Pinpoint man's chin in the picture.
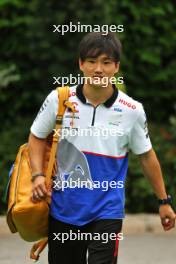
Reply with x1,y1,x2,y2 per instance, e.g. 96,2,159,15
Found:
90,83,107,89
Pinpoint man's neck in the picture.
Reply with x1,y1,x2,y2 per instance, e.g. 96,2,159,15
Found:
83,83,114,107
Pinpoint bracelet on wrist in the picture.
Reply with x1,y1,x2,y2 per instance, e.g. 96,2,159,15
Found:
31,172,46,182
158,195,172,206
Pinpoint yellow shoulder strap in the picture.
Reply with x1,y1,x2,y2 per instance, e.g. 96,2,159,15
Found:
45,86,75,185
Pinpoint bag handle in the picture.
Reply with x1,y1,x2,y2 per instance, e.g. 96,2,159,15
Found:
45,86,75,186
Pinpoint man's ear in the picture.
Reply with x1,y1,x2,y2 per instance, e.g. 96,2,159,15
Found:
114,62,120,74
79,59,84,71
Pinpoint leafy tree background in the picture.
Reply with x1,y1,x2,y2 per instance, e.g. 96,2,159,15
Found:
0,0,176,214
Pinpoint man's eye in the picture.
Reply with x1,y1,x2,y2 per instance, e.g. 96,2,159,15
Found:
87,60,95,63
104,61,111,64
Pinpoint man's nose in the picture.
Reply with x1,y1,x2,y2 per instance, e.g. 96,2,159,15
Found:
94,62,103,73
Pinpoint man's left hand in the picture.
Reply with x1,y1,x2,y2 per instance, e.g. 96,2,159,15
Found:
159,205,176,231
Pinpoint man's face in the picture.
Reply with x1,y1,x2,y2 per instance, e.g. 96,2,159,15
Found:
79,54,119,88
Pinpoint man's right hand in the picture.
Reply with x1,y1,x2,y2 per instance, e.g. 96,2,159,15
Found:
31,176,51,203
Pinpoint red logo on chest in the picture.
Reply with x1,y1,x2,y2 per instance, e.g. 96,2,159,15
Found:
119,99,136,109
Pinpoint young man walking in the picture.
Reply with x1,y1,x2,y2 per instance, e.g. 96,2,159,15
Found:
28,32,175,264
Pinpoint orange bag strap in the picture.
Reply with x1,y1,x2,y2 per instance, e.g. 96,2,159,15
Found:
30,238,48,261
30,86,76,261
45,86,75,186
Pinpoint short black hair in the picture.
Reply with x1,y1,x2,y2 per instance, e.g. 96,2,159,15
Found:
79,32,122,63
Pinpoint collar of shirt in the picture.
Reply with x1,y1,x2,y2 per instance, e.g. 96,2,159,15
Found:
76,84,118,108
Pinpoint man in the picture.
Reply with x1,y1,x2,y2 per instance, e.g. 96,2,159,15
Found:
28,32,175,264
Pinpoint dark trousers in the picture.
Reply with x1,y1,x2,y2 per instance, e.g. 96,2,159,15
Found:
48,214,123,264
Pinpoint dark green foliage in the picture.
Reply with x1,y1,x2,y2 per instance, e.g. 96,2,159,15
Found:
0,1,176,214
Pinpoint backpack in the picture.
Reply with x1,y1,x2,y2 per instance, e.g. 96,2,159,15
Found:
6,86,75,259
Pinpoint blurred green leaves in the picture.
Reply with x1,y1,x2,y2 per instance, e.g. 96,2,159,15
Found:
0,65,20,88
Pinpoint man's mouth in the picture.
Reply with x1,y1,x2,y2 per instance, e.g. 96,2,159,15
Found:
93,76,104,79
